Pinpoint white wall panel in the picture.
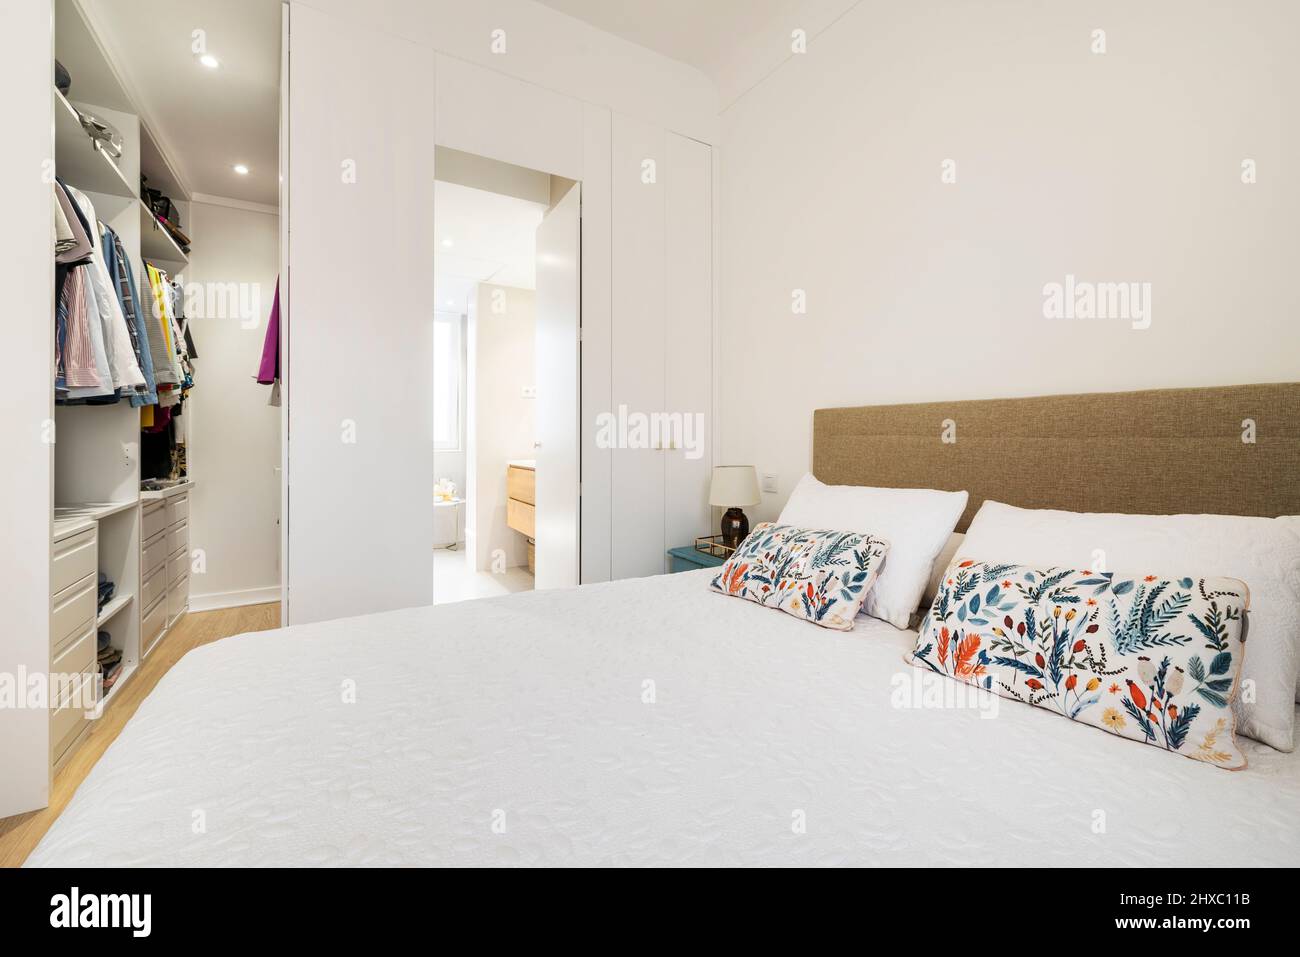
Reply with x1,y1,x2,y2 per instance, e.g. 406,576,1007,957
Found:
286,2,434,623
610,113,666,579
187,201,281,609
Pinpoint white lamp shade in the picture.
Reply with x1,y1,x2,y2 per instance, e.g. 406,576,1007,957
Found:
709,465,760,507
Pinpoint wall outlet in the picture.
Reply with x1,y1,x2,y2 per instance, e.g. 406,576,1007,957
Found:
761,472,778,494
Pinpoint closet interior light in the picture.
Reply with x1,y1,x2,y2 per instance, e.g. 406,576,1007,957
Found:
199,54,220,69
441,239,454,247
233,164,250,175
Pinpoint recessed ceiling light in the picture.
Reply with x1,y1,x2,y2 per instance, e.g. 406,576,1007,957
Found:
233,164,249,175
199,54,220,69
441,239,453,247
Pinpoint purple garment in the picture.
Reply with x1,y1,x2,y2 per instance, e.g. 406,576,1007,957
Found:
257,279,280,385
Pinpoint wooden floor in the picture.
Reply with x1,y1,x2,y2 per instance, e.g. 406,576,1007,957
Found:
0,602,280,868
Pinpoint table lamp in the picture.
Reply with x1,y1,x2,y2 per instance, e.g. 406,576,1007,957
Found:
709,465,761,549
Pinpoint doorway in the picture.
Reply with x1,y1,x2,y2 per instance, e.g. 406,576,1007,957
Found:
432,148,580,604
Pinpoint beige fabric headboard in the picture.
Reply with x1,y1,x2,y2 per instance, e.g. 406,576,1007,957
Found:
812,382,1300,532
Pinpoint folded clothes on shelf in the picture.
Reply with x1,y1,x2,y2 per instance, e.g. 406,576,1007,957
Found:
97,572,115,610
102,661,124,692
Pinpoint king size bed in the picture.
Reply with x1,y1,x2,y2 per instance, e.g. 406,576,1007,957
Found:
27,383,1300,867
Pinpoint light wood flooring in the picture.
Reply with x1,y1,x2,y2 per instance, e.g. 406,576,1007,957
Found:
0,602,280,867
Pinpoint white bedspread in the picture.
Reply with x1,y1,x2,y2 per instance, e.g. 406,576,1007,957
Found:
28,570,1300,866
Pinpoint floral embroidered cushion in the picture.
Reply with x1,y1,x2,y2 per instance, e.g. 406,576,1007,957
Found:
709,523,889,630
908,559,1250,769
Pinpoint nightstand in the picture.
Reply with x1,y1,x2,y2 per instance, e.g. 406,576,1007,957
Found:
667,544,728,574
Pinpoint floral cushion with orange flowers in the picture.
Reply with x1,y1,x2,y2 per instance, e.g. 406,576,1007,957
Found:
709,523,889,630
908,559,1250,769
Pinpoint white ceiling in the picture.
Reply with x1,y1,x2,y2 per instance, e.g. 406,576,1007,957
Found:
433,181,547,315
69,0,281,206
536,0,802,77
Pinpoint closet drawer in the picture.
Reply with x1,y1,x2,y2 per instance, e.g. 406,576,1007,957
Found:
142,593,167,655
50,668,96,764
166,494,189,528
167,545,188,585
52,527,97,595
52,620,96,678
166,522,188,559
167,575,189,625
141,500,167,541
51,573,96,655
507,498,535,538
142,530,168,577
141,563,166,612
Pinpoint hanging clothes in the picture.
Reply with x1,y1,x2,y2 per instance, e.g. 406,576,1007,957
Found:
54,186,78,256
140,418,176,481
56,267,104,392
61,263,115,402
63,185,145,396
257,278,280,384
102,223,158,406
54,179,93,265
142,263,180,387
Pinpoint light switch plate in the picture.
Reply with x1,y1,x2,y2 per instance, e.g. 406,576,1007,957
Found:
761,472,778,494
522,385,537,398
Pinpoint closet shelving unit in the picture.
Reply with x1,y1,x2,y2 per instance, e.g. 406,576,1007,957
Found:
50,0,196,766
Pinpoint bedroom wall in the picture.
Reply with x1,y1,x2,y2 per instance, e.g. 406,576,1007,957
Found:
717,0,1300,521
185,199,282,610
468,284,536,572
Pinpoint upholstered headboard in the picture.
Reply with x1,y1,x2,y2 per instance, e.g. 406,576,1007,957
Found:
812,382,1300,532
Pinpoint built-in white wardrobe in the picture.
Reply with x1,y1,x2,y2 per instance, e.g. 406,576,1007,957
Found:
610,118,714,579
45,0,196,774
284,2,718,621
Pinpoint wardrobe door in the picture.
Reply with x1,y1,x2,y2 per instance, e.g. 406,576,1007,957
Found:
663,133,713,554
610,114,666,579
534,183,582,590
285,3,435,623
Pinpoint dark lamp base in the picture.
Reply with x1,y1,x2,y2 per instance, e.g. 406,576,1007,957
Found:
720,507,750,550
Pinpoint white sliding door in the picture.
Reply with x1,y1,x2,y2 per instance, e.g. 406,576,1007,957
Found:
534,183,581,589
664,133,713,551
285,3,434,623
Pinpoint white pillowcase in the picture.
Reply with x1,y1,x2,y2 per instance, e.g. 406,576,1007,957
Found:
1282,516,1300,701
919,532,965,611
962,501,1300,752
777,474,967,628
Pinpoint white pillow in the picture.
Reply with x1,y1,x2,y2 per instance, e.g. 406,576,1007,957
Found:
920,532,965,610
1281,516,1300,701
777,474,967,628
962,501,1300,752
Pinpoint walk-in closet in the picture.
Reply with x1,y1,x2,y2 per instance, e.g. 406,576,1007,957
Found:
42,0,282,776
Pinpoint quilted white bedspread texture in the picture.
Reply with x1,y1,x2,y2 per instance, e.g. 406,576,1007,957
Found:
28,571,1300,867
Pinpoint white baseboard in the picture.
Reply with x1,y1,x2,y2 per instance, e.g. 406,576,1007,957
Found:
189,586,282,613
